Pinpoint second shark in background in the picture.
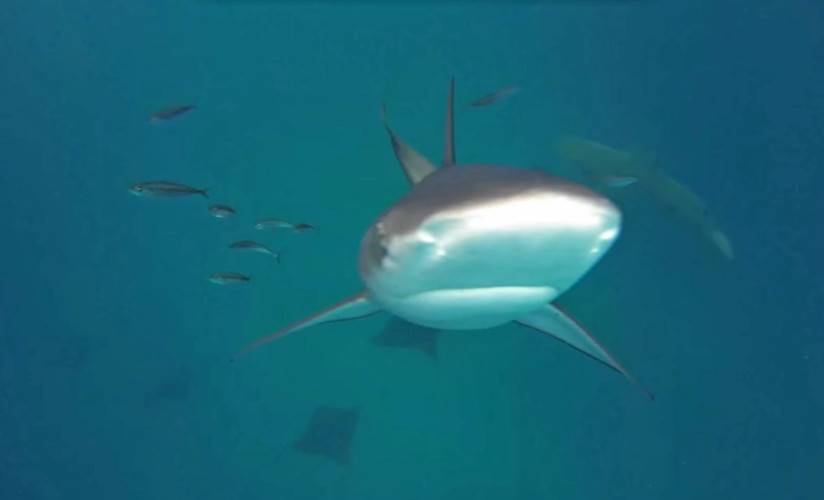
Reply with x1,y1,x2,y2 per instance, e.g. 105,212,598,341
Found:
553,137,735,260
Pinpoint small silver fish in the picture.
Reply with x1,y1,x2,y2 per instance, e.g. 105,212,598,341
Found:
229,241,281,262
468,85,521,107
253,218,293,230
130,181,209,198
209,205,236,218
149,105,196,123
253,218,317,233
292,222,318,233
209,272,251,285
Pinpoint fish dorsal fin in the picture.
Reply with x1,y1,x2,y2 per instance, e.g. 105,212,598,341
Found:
442,77,456,167
380,103,437,185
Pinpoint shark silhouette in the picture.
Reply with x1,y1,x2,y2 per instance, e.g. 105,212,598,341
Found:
554,136,734,260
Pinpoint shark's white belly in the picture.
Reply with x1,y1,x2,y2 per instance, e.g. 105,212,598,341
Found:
368,285,559,330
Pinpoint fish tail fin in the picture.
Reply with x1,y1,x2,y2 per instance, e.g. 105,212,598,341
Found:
200,189,210,199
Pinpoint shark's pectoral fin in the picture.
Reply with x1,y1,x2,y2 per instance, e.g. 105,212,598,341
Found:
516,304,655,400
380,103,437,185
231,291,381,361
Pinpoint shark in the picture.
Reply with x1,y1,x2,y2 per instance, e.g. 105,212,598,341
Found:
553,136,734,260
553,136,658,188
232,79,653,400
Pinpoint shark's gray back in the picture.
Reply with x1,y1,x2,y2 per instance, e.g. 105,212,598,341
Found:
359,163,621,305
378,163,613,238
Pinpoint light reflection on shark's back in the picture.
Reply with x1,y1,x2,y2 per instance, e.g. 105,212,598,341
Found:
358,163,622,329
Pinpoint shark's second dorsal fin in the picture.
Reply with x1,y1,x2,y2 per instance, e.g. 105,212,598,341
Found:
380,104,437,185
442,77,456,167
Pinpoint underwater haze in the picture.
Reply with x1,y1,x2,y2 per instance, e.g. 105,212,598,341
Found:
2,0,823,498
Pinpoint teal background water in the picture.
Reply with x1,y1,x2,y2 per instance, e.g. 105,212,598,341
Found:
2,0,822,498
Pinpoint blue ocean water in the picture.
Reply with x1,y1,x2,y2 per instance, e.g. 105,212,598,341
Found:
1,0,822,498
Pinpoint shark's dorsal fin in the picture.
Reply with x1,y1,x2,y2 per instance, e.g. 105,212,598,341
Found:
442,77,456,167
379,78,455,184
380,103,437,185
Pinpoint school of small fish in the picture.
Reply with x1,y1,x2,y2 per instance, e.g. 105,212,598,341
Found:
132,105,317,285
